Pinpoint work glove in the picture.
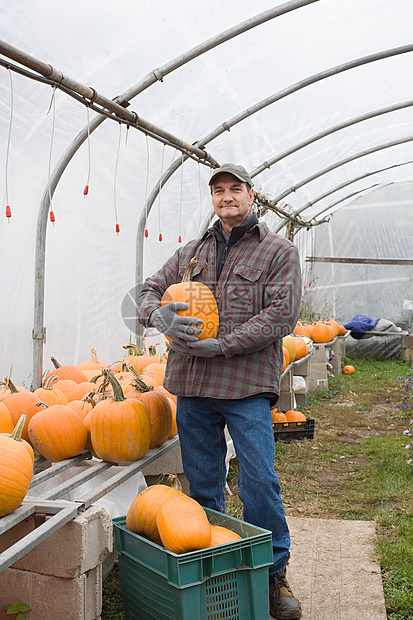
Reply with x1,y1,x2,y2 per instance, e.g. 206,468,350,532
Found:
150,303,203,345
171,338,223,358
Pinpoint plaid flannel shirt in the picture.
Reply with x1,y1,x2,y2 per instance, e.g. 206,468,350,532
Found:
137,221,302,400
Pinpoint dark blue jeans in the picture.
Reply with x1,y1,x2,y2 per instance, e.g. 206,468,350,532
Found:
176,395,290,574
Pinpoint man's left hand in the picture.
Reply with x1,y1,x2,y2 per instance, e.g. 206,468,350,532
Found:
171,338,223,358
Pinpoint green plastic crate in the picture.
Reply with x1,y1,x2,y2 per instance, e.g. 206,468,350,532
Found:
112,507,273,620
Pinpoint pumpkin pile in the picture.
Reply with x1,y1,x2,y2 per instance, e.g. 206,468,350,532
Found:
0,345,180,517
126,483,241,553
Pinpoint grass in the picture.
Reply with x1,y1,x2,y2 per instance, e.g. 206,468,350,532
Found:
102,357,413,619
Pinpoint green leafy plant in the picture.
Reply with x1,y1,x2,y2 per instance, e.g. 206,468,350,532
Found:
4,602,31,619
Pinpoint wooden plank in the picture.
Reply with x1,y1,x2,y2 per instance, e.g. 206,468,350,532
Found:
306,257,413,265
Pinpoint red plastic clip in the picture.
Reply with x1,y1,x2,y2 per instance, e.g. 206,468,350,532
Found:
144,228,148,238
5,205,11,219
83,185,89,196
50,211,55,223
115,223,120,234
178,235,182,243
159,233,162,241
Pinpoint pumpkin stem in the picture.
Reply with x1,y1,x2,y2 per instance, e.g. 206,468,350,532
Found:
51,356,62,369
3,376,19,394
130,376,154,393
102,369,126,402
82,390,97,407
43,374,58,390
148,344,159,357
36,401,49,409
181,256,198,283
90,348,99,363
167,473,183,492
11,413,26,441
122,343,145,356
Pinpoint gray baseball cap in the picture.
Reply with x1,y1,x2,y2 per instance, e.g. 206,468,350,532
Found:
209,163,254,188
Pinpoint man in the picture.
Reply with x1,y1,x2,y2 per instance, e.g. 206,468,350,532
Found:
137,163,302,619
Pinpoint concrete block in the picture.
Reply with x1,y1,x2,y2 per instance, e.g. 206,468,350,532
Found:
141,440,184,476
401,334,413,348
293,357,310,376
401,347,413,364
0,506,112,579
0,564,102,620
311,345,329,364
280,368,293,391
308,378,329,393
309,361,328,380
277,390,295,412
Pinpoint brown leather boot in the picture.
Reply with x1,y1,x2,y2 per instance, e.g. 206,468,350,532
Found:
269,568,302,619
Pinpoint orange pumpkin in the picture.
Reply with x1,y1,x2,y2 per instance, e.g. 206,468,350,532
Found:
291,336,309,360
0,402,14,433
209,524,242,547
284,410,307,422
45,357,88,384
0,414,34,516
160,256,219,342
156,493,212,554
126,484,183,544
166,398,178,439
338,325,347,336
311,322,335,343
28,403,88,462
158,384,177,405
89,370,151,463
343,365,355,375
34,375,68,406
67,391,96,421
1,377,43,442
326,319,340,338
271,409,288,423
142,355,168,386
120,343,156,375
70,381,97,402
54,379,78,402
282,335,296,364
126,377,172,449
282,347,289,373
294,324,311,338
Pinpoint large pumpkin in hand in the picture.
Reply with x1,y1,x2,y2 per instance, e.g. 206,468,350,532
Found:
0,414,34,516
160,256,219,342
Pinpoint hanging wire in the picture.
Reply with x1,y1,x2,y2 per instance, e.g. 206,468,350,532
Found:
4,67,13,220
178,153,184,243
157,143,166,241
144,134,150,238
83,106,91,196
47,86,57,224
113,123,122,234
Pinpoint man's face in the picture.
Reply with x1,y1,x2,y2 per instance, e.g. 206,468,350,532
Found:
211,172,254,229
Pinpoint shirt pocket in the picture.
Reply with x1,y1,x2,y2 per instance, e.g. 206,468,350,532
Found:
224,264,263,316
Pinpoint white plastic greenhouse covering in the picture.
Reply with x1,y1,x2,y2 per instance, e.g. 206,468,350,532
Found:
0,0,412,388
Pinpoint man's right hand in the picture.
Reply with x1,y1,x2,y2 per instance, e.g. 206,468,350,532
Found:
150,303,203,344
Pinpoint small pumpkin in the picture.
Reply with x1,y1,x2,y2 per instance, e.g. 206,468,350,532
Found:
156,493,212,554
291,336,309,360
284,410,307,422
0,414,34,516
142,354,168,387
160,256,219,342
34,375,68,406
54,378,78,402
282,347,289,373
343,365,355,375
70,381,97,402
166,397,178,439
67,390,96,421
283,335,296,364
89,369,151,463
120,343,157,375
311,322,335,343
77,348,109,372
28,403,88,462
209,524,242,547
271,409,288,424
126,377,172,449
45,357,88,384
1,377,43,442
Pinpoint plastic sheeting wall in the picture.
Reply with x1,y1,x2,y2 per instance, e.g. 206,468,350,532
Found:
0,0,412,386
